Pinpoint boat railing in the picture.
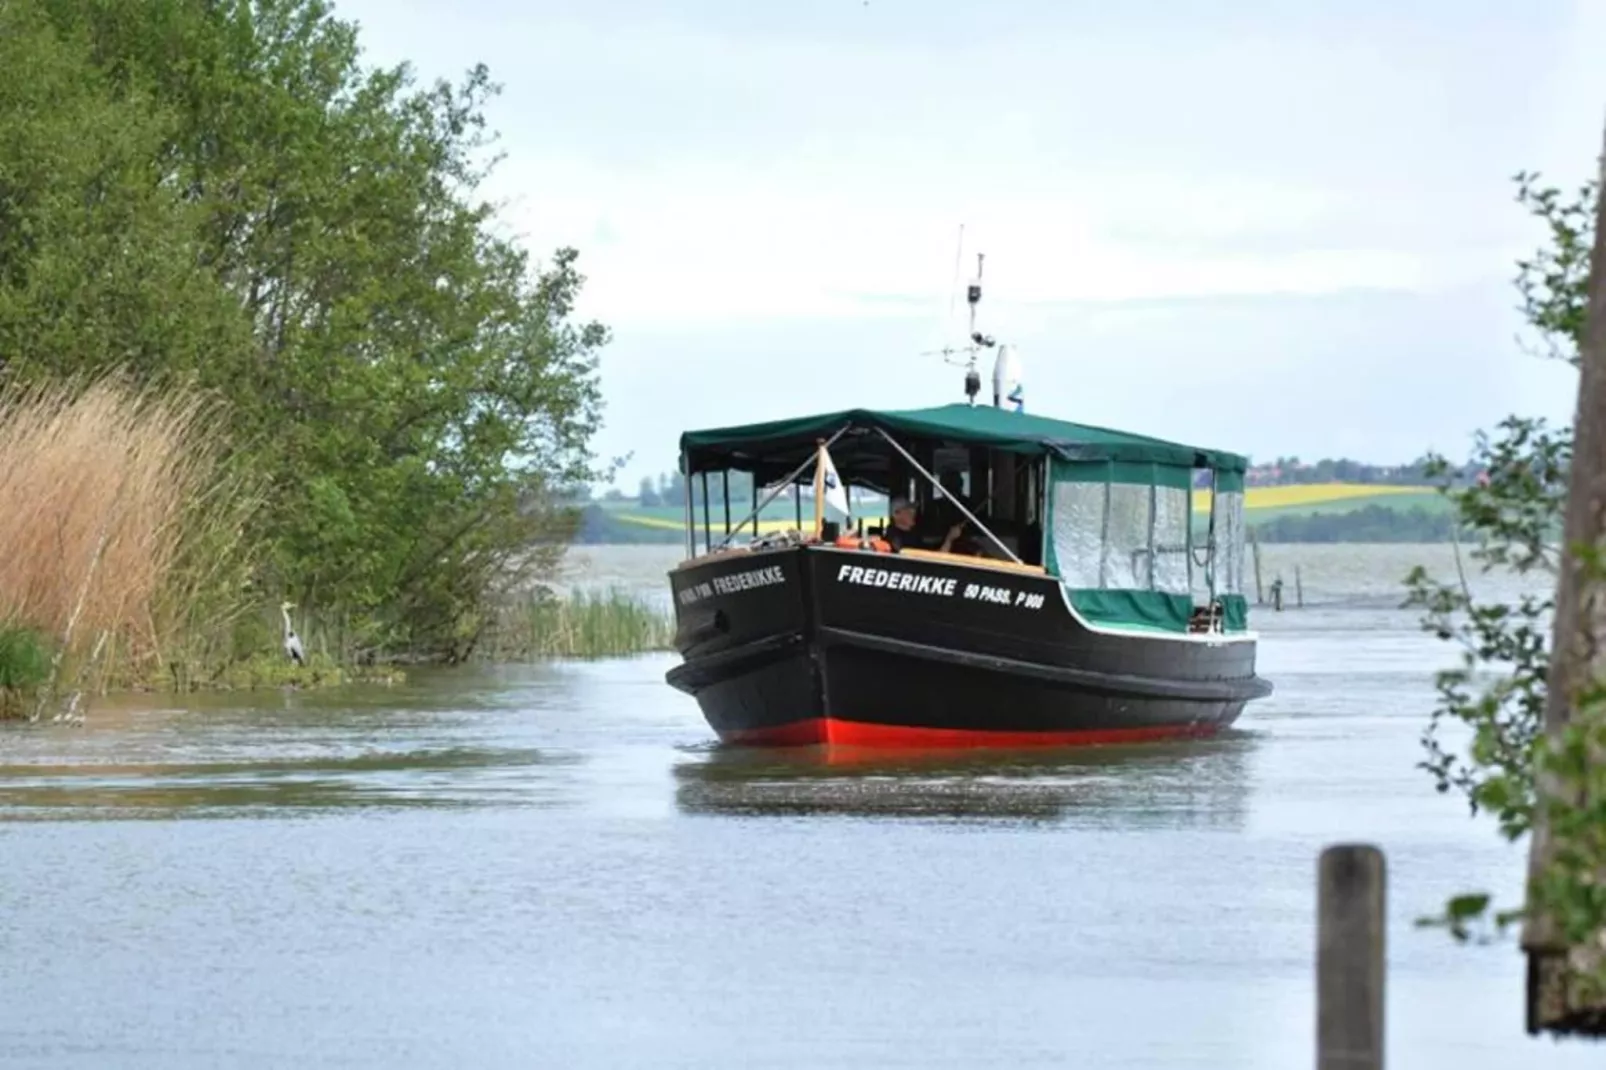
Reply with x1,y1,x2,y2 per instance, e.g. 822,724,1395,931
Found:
672,532,1050,576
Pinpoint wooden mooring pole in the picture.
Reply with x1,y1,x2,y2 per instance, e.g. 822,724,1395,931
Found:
1317,844,1386,1070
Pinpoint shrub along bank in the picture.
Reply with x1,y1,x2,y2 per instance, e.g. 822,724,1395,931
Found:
0,0,629,715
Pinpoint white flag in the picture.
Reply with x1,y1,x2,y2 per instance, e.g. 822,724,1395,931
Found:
818,444,850,517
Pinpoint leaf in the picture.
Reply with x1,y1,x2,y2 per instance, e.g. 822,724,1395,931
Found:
1447,893,1492,921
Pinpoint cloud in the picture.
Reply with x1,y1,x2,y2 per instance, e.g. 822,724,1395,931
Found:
584,279,1579,489
333,0,1594,488
488,156,1488,330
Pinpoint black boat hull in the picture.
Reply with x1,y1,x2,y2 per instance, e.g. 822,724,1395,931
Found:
665,545,1271,748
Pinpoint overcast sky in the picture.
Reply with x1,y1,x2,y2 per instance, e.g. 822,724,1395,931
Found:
334,0,1605,489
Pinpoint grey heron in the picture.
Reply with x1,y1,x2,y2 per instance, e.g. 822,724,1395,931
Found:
280,601,305,665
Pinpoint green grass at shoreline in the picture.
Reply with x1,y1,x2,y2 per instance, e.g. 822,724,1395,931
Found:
483,587,675,659
2,589,677,721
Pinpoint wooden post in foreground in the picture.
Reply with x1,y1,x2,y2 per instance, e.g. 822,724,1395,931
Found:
1318,844,1385,1070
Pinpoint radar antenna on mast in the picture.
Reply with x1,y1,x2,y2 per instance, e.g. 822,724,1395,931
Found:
921,239,1015,409
960,252,995,405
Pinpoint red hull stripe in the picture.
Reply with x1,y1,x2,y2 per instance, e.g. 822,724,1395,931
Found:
717,718,1220,749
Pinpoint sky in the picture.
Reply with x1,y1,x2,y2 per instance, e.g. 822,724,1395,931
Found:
332,0,1606,490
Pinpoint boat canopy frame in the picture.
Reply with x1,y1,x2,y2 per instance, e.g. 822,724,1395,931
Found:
678,403,1253,635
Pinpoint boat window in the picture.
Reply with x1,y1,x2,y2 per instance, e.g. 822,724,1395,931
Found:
1189,468,1213,600
1215,487,1246,595
1152,484,1190,595
1101,483,1153,589
1050,461,1197,592
1049,480,1105,587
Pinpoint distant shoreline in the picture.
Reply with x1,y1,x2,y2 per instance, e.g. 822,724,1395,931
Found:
573,483,1463,546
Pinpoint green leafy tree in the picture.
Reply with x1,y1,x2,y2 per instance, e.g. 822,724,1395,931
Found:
0,1,251,386
1403,168,1601,1019
0,0,610,659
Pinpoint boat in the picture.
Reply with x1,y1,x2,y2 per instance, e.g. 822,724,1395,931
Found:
662,256,1272,749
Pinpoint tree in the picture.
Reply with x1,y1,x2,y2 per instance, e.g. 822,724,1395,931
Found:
0,0,609,659
1403,158,1603,1033
0,1,250,387
1524,126,1606,1036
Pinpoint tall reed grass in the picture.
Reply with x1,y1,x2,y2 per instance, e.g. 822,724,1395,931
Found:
482,587,675,659
0,375,261,715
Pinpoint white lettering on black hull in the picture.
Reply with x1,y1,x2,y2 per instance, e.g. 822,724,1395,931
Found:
835,564,1045,610
677,565,787,606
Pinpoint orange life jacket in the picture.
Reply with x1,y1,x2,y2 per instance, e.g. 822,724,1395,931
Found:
834,534,891,553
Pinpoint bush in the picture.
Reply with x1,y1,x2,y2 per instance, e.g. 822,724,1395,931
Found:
0,624,50,718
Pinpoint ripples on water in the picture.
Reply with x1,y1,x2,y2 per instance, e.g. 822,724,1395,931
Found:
0,544,1597,1069
0,684,581,820
671,738,1259,827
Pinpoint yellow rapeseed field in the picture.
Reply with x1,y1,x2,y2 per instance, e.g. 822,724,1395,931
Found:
620,514,799,533
1193,483,1422,513
615,483,1425,534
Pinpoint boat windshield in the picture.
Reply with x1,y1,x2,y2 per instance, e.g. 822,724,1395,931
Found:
680,433,1047,567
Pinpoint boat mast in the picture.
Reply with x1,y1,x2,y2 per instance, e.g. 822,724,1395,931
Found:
926,230,997,406
963,253,994,405
927,241,1022,410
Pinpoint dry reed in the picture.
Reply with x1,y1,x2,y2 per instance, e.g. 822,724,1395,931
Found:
0,374,259,703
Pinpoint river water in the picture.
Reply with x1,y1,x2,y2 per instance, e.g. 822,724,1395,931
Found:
1,544,1600,1068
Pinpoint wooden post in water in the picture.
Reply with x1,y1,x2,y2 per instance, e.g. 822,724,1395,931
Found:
1317,844,1386,1070
1251,528,1265,605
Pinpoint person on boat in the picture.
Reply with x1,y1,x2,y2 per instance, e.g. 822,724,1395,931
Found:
885,497,965,554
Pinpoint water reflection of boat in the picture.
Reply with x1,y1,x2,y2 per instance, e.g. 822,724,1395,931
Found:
672,733,1256,826
663,260,1271,750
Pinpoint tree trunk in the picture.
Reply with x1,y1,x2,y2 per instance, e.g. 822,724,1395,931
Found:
1524,116,1606,1037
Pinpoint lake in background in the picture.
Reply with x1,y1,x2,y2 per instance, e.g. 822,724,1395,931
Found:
2,543,1600,1068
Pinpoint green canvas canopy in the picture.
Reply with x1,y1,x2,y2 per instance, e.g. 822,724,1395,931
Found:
681,402,1255,635
680,403,1248,486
